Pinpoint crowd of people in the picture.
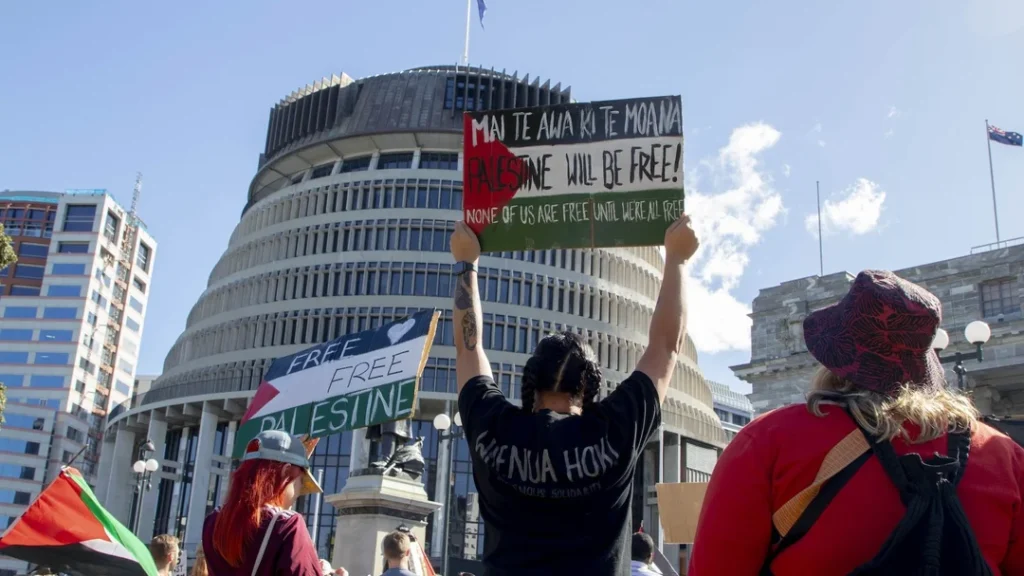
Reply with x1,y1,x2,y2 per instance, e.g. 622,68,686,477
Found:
30,213,1022,575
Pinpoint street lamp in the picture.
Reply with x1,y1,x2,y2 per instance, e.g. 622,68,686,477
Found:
433,411,463,576
130,439,159,534
931,320,992,389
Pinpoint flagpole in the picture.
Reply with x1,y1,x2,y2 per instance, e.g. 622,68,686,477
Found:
816,181,823,276
463,0,471,64
985,119,1001,243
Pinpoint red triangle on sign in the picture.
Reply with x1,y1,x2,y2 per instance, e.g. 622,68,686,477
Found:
462,114,526,235
241,381,280,424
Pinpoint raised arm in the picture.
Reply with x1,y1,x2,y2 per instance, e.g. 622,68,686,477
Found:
451,222,493,392
635,215,699,404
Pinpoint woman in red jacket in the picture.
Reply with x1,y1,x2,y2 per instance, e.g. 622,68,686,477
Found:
202,430,347,576
689,270,1024,575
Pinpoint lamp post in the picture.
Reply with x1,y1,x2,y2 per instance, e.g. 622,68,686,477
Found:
130,439,159,534
931,320,993,390
433,411,463,576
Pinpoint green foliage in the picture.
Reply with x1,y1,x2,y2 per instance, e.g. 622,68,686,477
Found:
0,223,15,272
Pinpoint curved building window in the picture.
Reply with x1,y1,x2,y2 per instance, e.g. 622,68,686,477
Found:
339,156,371,173
377,152,413,170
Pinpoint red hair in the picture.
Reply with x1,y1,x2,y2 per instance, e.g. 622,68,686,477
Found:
212,459,301,567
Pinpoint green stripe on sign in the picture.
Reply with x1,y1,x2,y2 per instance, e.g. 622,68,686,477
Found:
476,188,685,251
234,379,418,458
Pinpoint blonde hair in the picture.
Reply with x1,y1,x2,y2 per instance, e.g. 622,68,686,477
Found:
191,546,208,576
806,366,978,442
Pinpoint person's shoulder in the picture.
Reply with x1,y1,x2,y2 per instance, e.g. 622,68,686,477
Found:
971,419,1024,460
265,506,305,532
733,402,844,445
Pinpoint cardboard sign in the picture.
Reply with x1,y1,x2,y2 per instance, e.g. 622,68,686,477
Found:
656,482,708,544
463,96,684,251
233,311,439,458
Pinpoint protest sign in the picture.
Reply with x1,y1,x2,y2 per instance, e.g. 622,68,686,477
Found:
463,96,684,251
233,310,440,458
656,482,708,544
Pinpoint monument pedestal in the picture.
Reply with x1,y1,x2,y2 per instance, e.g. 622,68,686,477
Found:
327,473,441,576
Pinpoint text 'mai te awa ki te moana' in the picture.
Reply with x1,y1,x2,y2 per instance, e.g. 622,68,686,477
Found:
462,96,684,251
233,310,439,457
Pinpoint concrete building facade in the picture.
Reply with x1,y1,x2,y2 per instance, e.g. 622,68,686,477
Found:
733,244,1024,417
98,66,725,573
0,190,156,575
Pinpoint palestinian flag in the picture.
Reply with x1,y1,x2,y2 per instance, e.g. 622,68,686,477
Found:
0,467,158,576
462,96,684,252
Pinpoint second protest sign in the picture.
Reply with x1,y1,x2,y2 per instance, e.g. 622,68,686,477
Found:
233,310,439,458
463,95,684,252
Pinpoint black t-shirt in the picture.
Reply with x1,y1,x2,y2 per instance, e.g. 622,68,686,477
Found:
458,371,661,576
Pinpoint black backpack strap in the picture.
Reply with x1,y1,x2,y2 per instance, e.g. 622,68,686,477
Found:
947,428,971,487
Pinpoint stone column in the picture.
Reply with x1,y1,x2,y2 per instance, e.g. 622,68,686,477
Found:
138,413,167,541
368,151,380,171
661,433,682,572
457,152,464,173
411,148,422,170
167,427,190,539
349,427,370,472
94,435,116,505
105,427,136,524
430,403,452,556
183,405,218,549
219,420,238,506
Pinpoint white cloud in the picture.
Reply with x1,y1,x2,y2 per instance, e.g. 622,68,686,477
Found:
811,122,822,133
817,140,826,148
888,106,901,118
685,123,785,353
782,164,791,177
884,129,894,138
805,178,887,237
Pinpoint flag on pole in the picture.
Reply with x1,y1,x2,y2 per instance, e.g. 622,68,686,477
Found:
477,0,487,28
988,124,1023,147
0,467,159,576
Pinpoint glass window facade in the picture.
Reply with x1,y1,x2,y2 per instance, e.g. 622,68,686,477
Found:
377,152,414,170
137,242,152,272
40,329,74,342
129,296,144,313
3,306,37,318
0,329,33,341
17,243,48,258
0,352,29,364
14,264,44,279
0,374,25,387
0,438,40,455
338,156,372,173
63,204,97,232
52,263,86,275
58,241,90,253
29,375,65,388
47,284,83,297
10,286,40,296
43,307,78,319
34,352,70,365
126,317,140,332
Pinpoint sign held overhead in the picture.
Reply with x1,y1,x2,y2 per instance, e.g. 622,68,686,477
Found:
463,96,684,251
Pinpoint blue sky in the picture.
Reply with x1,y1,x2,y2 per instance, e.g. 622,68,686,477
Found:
1,0,1022,392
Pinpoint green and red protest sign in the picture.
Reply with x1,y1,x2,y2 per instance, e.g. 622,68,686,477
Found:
463,96,684,251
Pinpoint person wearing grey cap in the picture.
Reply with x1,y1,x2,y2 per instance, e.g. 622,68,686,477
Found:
201,430,349,576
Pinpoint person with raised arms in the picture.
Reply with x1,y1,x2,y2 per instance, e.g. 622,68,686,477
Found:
449,214,699,575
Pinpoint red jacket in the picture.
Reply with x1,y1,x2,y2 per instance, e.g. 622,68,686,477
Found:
689,404,1024,575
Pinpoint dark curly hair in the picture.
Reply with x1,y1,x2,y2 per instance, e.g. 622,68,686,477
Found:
521,331,602,413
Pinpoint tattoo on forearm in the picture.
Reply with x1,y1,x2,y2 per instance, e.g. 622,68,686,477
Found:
454,274,473,310
461,311,478,350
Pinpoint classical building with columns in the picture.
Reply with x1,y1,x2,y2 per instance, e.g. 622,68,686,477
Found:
733,242,1024,417
97,66,725,573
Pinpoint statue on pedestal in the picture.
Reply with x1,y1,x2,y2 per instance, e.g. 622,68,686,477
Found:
362,418,426,481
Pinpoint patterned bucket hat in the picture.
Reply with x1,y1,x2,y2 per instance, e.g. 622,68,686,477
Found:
802,270,946,396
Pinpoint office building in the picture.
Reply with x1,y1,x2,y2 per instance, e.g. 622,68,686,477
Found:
733,243,1024,416
0,190,156,576
707,381,753,442
98,66,725,574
